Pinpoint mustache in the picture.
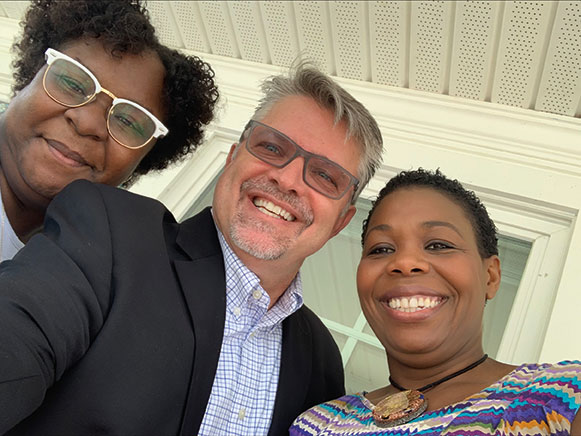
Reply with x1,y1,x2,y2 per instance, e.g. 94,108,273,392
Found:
241,177,314,225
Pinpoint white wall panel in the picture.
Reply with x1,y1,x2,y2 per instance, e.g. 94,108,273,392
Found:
1,0,578,117
228,1,269,63
450,1,502,100
259,1,299,67
170,1,210,52
535,1,581,116
410,1,455,93
491,1,556,109
294,1,334,73
147,1,183,48
329,1,370,80
198,1,239,58
369,1,410,87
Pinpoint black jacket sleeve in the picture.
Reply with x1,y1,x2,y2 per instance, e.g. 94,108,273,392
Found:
0,180,114,433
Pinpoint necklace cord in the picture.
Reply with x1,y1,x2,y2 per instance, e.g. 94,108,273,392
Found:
389,354,488,393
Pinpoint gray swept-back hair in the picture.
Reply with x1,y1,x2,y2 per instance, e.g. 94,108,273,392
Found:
251,61,384,203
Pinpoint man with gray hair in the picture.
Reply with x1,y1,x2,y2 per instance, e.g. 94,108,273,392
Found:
0,62,383,435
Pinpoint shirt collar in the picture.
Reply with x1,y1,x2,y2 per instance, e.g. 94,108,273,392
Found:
212,210,304,317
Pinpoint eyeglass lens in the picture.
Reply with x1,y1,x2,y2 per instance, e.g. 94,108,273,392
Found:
44,58,156,148
246,123,355,199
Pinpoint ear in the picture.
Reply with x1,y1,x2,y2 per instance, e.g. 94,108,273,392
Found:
225,143,238,165
330,204,356,238
484,255,501,301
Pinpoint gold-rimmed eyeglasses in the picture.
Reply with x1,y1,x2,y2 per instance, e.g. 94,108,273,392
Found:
42,48,168,149
241,120,359,200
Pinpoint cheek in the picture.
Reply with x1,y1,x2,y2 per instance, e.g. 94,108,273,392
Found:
103,146,150,184
356,261,377,299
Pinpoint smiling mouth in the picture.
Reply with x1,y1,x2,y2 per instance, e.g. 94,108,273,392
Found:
387,296,445,313
253,198,296,221
47,139,91,168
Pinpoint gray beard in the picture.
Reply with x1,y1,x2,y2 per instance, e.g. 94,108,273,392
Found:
229,210,296,260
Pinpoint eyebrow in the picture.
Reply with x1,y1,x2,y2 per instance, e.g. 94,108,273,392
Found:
422,221,464,237
365,221,464,237
71,54,156,113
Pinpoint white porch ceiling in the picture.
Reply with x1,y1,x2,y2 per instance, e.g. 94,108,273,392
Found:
0,1,580,117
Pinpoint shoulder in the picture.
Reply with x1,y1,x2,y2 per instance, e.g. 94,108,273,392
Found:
48,180,176,232
289,304,335,344
501,360,581,395
287,304,344,380
53,180,168,215
498,361,581,426
291,394,370,434
514,360,581,382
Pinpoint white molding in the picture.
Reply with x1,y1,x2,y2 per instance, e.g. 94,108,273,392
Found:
156,127,237,220
0,17,19,101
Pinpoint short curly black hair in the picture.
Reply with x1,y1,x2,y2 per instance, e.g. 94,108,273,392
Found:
361,168,498,258
11,0,219,186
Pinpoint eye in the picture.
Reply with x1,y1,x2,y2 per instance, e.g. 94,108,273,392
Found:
313,168,338,188
257,141,283,155
366,245,395,256
425,241,454,251
112,113,146,137
57,74,88,96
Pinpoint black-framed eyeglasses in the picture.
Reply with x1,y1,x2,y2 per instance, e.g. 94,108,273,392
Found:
42,48,168,149
240,120,359,200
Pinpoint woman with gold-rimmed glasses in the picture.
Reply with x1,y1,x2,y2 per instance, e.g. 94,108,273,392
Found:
0,0,218,261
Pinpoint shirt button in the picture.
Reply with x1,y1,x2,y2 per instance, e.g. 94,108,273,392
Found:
238,408,246,420
233,307,241,316
252,290,262,300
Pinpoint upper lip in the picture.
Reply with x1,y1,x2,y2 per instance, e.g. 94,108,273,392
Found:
240,177,314,224
46,139,92,167
251,192,298,218
247,189,313,224
378,285,445,302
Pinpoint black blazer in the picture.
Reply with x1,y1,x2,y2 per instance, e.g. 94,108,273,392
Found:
0,180,344,436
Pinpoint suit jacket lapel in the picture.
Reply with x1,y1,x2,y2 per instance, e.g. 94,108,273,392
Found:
268,309,312,436
173,208,227,436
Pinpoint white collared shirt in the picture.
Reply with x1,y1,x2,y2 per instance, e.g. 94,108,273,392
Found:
198,221,303,436
0,190,24,262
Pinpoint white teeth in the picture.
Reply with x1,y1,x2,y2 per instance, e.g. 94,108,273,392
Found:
386,296,443,313
253,198,296,221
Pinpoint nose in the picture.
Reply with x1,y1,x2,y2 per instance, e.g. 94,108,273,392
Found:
387,246,430,276
64,93,110,142
267,155,307,195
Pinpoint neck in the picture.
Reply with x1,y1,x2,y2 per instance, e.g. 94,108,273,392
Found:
390,354,488,393
235,249,301,310
386,345,487,392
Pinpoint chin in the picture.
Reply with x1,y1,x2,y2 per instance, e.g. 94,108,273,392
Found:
231,233,287,261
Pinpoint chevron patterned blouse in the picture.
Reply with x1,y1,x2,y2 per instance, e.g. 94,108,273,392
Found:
290,361,581,436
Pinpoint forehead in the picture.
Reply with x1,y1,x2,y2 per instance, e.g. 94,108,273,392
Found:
372,187,475,232
58,38,166,119
258,95,361,175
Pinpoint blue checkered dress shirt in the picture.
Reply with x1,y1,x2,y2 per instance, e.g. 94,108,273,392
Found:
197,223,303,436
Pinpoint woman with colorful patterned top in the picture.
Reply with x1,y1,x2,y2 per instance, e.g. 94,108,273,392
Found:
290,168,581,436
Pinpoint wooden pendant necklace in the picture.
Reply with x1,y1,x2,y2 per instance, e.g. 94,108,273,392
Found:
373,354,488,428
